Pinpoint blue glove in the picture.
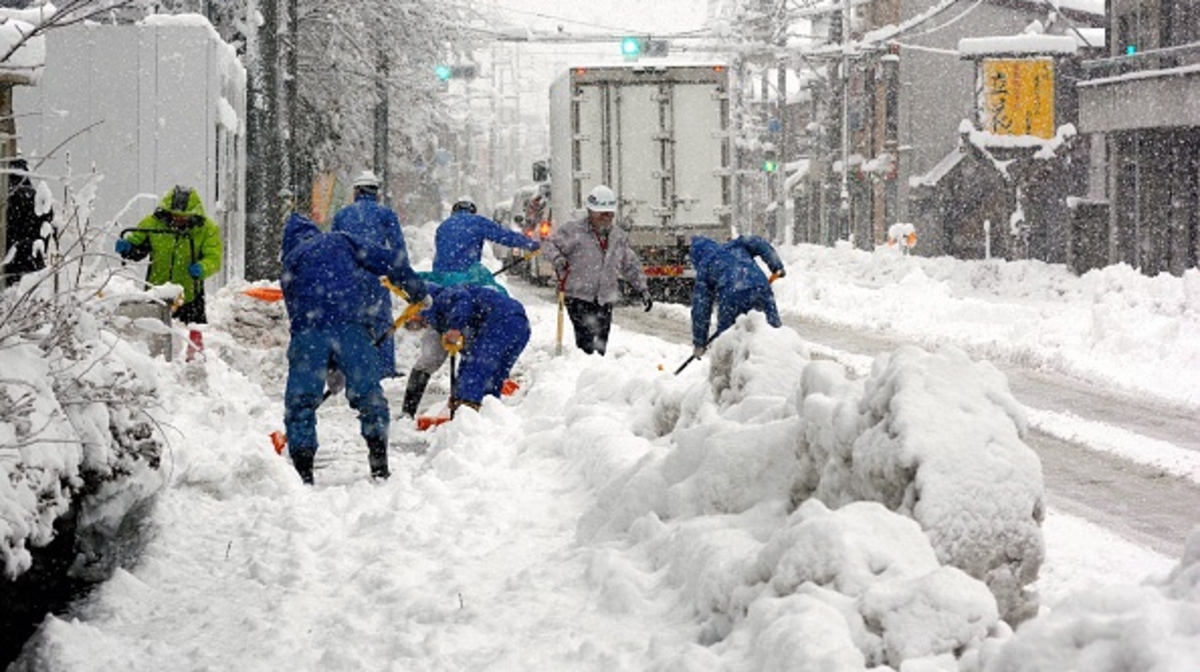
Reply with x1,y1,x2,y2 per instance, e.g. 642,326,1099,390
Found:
528,240,541,252
115,239,133,256
188,262,204,279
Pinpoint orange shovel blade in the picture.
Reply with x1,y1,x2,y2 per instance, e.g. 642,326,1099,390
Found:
244,286,284,302
270,431,287,455
416,414,452,431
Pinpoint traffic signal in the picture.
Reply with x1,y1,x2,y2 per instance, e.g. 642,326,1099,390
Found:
620,36,645,60
435,64,478,82
829,10,843,43
763,146,778,173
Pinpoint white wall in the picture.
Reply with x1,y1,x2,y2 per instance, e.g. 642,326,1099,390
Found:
14,19,246,286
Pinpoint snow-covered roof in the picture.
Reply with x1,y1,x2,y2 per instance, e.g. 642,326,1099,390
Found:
1071,28,1105,49
0,3,52,85
958,34,1078,57
912,146,965,188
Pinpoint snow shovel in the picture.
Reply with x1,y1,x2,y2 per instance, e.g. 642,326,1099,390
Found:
493,249,540,278
373,300,425,347
555,269,568,357
416,332,463,431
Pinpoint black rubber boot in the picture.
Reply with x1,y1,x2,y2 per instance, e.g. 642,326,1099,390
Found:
401,370,432,418
367,436,389,481
292,451,315,486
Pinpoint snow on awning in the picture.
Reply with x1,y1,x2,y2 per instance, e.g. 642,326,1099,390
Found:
0,3,53,85
958,34,1078,57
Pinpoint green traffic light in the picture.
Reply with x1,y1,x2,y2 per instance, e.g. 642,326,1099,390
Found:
620,37,642,57
763,160,778,173
435,65,452,81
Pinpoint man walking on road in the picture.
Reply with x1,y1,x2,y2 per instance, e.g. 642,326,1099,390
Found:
542,184,651,356
330,170,426,379
688,235,786,360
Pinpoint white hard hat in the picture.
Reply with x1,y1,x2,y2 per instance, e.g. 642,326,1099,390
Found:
352,170,381,189
585,185,617,213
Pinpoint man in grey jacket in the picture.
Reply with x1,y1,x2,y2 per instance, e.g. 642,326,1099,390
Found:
542,184,651,355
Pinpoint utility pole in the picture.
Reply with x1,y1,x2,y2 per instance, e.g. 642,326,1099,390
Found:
839,0,852,243
762,64,773,240
286,0,300,209
373,48,390,205
0,84,11,277
777,62,789,245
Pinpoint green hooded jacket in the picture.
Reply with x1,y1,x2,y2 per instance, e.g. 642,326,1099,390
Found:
126,187,223,304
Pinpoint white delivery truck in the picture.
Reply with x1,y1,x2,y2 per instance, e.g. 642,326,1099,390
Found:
547,64,734,301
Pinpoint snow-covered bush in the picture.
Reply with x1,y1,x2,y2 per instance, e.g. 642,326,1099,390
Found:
1,176,166,582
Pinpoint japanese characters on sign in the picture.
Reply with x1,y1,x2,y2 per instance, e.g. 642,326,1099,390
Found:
980,58,1055,139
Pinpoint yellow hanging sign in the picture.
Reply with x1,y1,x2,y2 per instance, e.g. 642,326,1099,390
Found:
981,59,1055,139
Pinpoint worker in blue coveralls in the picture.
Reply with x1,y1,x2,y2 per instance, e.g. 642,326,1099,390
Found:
280,212,424,485
689,235,786,360
399,197,539,418
419,283,531,413
330,169,426,379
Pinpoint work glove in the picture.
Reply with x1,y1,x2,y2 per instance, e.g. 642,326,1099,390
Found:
188,262,204,279
528,241,541,252
552,257,568,276
441,329,464,354
641,291,653,313
114,238,133,257
153,208,170,223
693,345,706,360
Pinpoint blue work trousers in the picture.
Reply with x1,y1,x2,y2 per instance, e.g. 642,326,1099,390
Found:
716,286,782,335
455,315,531,404
284,324,389,459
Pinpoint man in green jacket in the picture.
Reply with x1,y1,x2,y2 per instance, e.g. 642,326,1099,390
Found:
116,185,223,325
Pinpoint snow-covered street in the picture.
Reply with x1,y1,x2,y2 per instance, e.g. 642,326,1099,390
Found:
10,233,1197,670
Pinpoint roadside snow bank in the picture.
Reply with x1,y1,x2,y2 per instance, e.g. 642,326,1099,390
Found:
982,527,1200,672
568,314,1043,666
1,285,165,580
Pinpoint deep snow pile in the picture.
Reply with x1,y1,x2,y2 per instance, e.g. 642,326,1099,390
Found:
569,315,1041,659
0,278,165,581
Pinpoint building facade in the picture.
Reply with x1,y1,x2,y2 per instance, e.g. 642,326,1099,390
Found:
1077,0,1200,275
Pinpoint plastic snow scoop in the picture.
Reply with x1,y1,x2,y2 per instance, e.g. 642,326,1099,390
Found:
416,406,453,431
243,286,283,302
672,271,783,376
